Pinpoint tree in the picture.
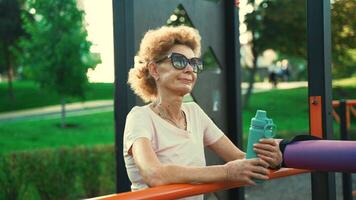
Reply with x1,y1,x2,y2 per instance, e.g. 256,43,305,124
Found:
19,0,100,128
331,0,356,78
0,0,25,99
242,0,307,107
243,0,355,107
245,0,355,79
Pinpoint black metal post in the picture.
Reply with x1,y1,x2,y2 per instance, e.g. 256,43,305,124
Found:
307,0,336,200
224,1,244,200
112,0,135,193
339,100,353,200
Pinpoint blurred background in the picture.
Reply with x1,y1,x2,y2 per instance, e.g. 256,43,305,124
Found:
0,0,355,199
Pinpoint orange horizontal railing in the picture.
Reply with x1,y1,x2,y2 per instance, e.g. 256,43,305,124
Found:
332,99,356,129
91,168,310,200
332,99,356,107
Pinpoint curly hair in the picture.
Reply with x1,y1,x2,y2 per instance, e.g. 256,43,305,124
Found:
127,25,201,102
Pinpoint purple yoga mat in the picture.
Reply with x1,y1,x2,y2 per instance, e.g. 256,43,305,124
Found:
284,140,356,173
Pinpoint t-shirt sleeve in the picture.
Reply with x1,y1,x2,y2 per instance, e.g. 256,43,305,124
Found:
124,107,153,155
192,103,224,146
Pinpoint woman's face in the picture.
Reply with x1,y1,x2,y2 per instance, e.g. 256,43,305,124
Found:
154,44,198,97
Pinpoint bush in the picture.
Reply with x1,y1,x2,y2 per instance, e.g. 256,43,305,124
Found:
0,145,115,200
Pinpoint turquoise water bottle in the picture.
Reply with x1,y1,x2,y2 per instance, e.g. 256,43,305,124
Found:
246,110,276,183
246,110,276,159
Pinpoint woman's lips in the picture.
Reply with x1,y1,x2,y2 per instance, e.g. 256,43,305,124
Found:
178,78,193,83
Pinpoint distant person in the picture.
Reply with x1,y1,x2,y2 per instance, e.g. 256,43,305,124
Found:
282,65,290,82
269,70,278,88
123,25,282,199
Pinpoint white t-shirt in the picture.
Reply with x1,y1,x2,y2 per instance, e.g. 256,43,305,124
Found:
123,102,224,199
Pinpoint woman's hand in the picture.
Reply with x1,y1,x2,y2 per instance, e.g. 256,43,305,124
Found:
224,158,269,185
253,139,283,169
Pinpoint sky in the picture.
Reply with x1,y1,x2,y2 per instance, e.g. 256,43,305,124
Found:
82,0,114,83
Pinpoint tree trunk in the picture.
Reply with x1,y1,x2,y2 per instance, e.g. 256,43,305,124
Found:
61,97,66,128
243,43,258,108
4,45,14,100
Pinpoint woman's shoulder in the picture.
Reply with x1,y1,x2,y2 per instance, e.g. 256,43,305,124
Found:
183,101,204,113
183,101,198,109
127,105,151,118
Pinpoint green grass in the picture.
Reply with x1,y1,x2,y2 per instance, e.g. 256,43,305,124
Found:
0,81,114,113
243,87,310,137
0,111,114,154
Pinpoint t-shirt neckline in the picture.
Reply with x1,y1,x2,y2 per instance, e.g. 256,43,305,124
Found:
145,104,190,133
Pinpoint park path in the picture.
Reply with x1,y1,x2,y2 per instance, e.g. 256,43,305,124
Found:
0,100,113,123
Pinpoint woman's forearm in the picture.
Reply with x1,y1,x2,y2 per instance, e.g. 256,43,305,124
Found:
147,164,227,186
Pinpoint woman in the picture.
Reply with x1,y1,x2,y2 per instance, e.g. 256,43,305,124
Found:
124,25,282,198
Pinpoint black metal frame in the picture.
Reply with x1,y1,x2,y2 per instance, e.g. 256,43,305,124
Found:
112,0,135,193
307,0,336,200
224,0,244,199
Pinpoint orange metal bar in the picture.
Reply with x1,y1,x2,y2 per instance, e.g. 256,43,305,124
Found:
332,99,356,129
310,96,323,138
350,106,356,116
332,99,356,107
91,168,310,200
332,109,341,123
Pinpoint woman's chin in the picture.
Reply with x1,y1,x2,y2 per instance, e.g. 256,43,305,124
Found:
175,86,192,97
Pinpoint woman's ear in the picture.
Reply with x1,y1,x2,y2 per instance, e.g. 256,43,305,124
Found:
148,62,160,81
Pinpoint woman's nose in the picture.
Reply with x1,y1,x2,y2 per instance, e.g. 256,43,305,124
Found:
184,64,194,73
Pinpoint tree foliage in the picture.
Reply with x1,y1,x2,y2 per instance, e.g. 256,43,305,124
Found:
246,0,306,58
331,0,356,77
245,0,356,78
0,0,25,97
18,0,100,127
19,0,100,98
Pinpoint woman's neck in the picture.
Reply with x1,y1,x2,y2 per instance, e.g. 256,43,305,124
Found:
153,95,183,121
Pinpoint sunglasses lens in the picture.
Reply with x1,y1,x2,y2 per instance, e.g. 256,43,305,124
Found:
190,58,203,73
171,54,188,69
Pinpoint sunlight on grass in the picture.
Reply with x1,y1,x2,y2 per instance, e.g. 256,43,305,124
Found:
333,77,356,87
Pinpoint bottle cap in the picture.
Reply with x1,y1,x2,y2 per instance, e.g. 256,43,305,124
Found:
251,110,268,128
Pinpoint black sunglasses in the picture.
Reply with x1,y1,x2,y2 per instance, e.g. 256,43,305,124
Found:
156,52,203,73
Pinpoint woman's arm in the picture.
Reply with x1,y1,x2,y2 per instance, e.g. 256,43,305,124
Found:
132,137,269,187
207,135,245,162
208,135,282,169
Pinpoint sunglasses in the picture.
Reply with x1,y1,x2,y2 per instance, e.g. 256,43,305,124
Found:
156,52,203,73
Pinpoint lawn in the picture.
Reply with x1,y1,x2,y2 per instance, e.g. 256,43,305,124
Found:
1,83,354,154
0,81,114,113
243,86,356,139
0,111,114,154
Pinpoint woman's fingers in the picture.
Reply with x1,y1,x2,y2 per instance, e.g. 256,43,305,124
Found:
259,138,277,145
250,165,269,175
254,148,274,157
254,143,275,151
257,154,274,163
249,158,269,168
247,171,269,180
244,177,257,186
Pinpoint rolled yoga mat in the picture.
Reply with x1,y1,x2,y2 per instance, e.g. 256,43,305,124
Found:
283,140,356,173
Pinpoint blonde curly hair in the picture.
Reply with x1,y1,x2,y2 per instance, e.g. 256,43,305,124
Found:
127,25,201,102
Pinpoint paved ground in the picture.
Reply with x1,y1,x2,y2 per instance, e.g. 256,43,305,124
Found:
244,173,356,200
0,100,113,123
241,81,307,94
205,173,356,200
